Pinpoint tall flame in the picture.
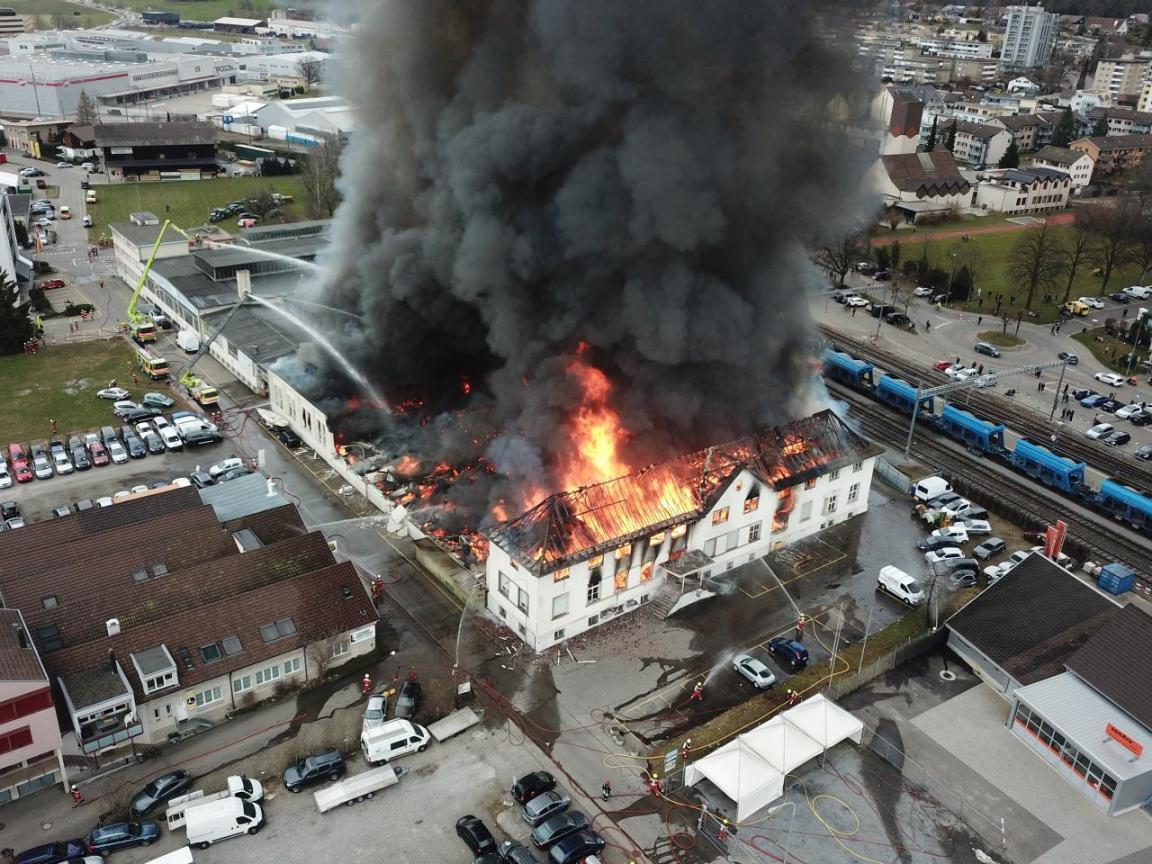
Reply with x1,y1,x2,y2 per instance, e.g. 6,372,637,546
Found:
560,342,630,491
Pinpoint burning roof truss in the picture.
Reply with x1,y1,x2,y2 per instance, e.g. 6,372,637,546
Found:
490,410,881,575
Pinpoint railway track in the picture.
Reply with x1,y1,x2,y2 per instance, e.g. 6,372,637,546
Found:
822,326,1152,491
830,382,1152,593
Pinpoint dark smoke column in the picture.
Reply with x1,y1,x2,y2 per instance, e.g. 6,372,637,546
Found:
324,0,873,499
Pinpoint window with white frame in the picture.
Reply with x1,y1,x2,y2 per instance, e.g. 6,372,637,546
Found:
847,482,860,503
143,671,176,694
829,468,841,481
498,571,511,598
552,593,569,620
255,663,281,686
748,523,761,543
587,571,601,604
332,640,349,658
283,657,302,676
852,461,863,472
516,586,529,614
824,493,838,514
195,686,222,707
233,675,252,693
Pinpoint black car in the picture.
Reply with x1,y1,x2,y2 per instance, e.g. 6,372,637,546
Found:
512,770,556,805
974,341,1001,358
873,269,891,281
1131,412,1152,427
532,811,590,849
456,815,497,856
885,311,909,326
217,466,253,483
139,430,166,455
121,407,162,424
130,769,192,817
275,426,302,448
547,830,605,864
52,506,71,519
70,444,91,470
189,470,215,489
0,501,18,521
917,535,962,552
498,840,540,864
14,839,87,864
1109,291,1131,304
1105,431,1131,447
395,680,421,719
121,429,146,459
182,427,222,447
283,749,344,792
767,637,809,669
869,304,895,319
1099,398,1124,413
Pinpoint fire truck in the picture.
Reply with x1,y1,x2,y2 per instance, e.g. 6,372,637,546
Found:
136,346,170,380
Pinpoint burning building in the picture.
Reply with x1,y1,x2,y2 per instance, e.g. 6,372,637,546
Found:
485,410,883,651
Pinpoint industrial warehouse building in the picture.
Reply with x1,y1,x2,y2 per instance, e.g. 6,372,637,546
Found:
948,556,1152,816
485,411,882,652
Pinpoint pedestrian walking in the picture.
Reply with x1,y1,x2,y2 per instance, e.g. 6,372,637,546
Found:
787,688,800,707
601,780,612,801
361,673,372,696
49,419,57,434
977,315,982,325
70,785,84,807
926,320,931,332
1068,409,1074,422
690,680,704,702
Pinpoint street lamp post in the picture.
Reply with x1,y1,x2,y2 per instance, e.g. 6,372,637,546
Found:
946,252,958,305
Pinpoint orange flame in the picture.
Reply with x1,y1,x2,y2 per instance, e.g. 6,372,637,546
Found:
394,454,421,476
560,345,630,491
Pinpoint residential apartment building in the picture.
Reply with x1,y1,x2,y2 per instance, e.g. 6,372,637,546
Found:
991,113,1054,152
1032,146,1095,188
1140,82,1152,114
948,120,1013,167
0,484,378,757
1001,4,1058,70
485,411,881,652
1085,108,1152,137
1093,57,1151,99
0,610,67,805
1071,135,1152,174
974,167,1073,214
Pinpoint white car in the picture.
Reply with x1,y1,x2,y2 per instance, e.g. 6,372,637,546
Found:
1087,423,1114,440
732,654,777,689
97,387,131,400
1079,296,1104,309
958,519,992,535
363,695,387,731
158,426,183,451
984,563,1011,584
113,490,131,499
96,496,114,508
106,440,129,464
55,161,73,168
1094,371,1125,387
913,286,934,297
130,484,149,494
0,461,12,489
845,296,869,307
925,547,966,564
153,416,173,431
209,457,245,478
930,525,969,544
947,366,978,380
171,477,193,488
1115,403,1145,420
52,450,73,475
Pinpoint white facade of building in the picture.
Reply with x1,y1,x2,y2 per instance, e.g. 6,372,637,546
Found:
485,420,878,653
1033,151,1095,188
974,168,1072,214
1001,5,1058,69
1093,57,1151,99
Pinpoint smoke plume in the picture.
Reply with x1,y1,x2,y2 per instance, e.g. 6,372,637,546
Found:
315,0,874,517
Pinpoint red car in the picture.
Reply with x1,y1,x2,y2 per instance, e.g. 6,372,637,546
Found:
88,441,110,467
38,279,66,290
8,443,32,483
933,359,953,371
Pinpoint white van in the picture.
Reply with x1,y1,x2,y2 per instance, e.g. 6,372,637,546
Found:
144,848,194,864
913,476,952,502
361,718,431,765
1123,285,1151,300
176,330,201,353
185,797,263,849
876,565,926,606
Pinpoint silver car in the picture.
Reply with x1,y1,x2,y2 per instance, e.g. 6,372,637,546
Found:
733,653,777,689
522,790,571,827
362,695,387,731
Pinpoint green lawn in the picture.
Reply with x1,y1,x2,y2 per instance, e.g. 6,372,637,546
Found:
1072,328,1150,376
87,175,307,241
0,340,139,443
899,226,1148,325
975,330,1025,347
5,0,115,26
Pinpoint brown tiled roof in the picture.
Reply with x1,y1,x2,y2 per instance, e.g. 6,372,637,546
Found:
49,561,376,697
956,121,1006,140
880,149,971,195
490,410,882,574
221,503,307,545
997,114,1050,129
1033,145,1086,166
1072,134,1152,151
0,609,46,682
946,554,1120,685
1067,604,1152,729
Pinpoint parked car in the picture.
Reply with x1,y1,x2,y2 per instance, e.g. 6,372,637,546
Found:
1086,423,1114,440
74,498,95,513
917,535,963,553
189,470,215,489
498,841,540,864
925,547,965,564
30,445,53,480
958,518,992,535
120,407,162,424
395,680,421,719
547,830,605,864
913,285,934,297
70,441,91,470
522,790,571,827
1079,296,1104,309
130,770,192,817
209,457,245,478
142,392,175,409
1080,393,1107,408
1057,352,1079,364
766,637,809,669
1094,371,1125,387
1115,403,1145,420
275,426,303,447
973,537,1006,560
1105,431,1132,447
85,822,160,855
513,771,557,805
951,571,978,589
885,311,909,326
0,459,10,489
97,387,130,400
38,279,65,290
531,811,590,849
974,341,1001,358
1108,291,1131,304
121,428,146,459
1135,444,1152,461
106,439,129,464
732,653,776,688
84,434,110,466
282,750,344,792
845,295,868,307
1098,398,1124,413
456,815,497,856
14,839,87,864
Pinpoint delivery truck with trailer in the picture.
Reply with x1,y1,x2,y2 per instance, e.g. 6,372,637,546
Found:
313,765,406,813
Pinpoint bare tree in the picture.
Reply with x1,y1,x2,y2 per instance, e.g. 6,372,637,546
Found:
301,137,342,218
1060,220,1093,303
297,59,324,92
1082,205,1135,293
305,630,345,679
1007,223,1064,310
75,90,98,126
811,231,865,287
1129,213,1152,283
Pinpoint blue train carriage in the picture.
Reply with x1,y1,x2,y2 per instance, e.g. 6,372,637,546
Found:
1010,439,1087,493
933,404,1008,456
1097,479,1152,532
822,349,875,391
875,374,934,417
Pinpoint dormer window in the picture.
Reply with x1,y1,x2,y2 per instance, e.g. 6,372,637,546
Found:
131,645,178,695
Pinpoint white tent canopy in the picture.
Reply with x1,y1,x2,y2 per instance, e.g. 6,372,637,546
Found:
684,693,864,820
